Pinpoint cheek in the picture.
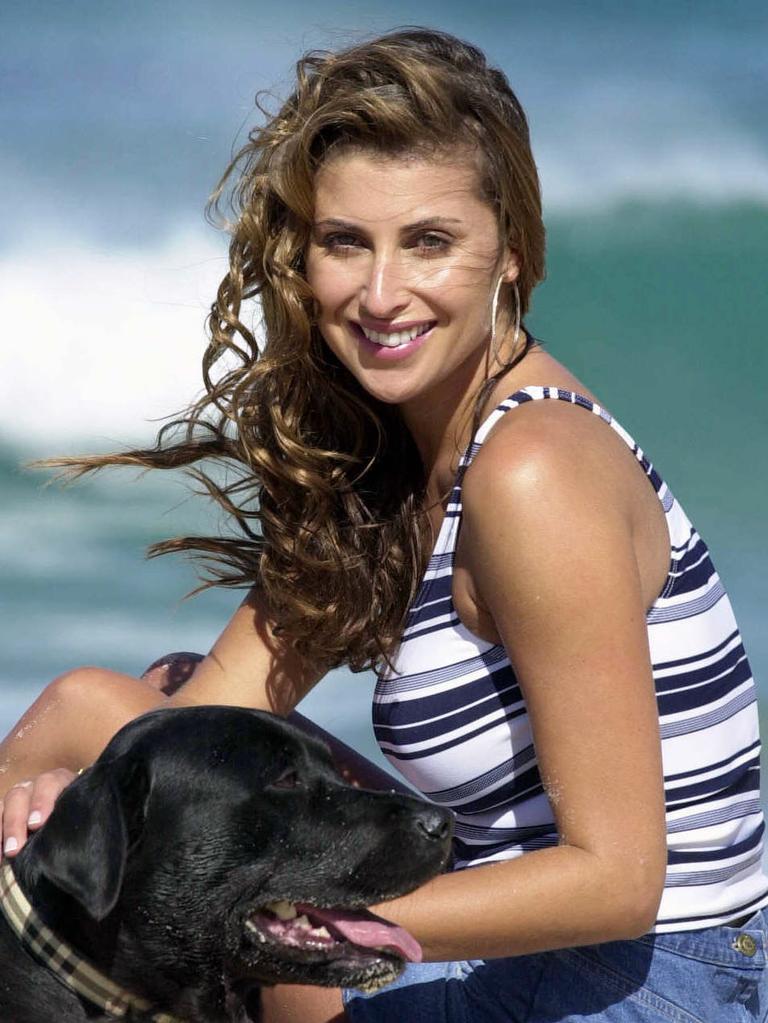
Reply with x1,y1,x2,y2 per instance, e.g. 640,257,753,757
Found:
423,248,494,289
419,263,493,317
416,264,456,293
306,258,353,317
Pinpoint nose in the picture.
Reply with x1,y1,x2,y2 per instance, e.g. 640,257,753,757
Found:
413,806,452,843
360,253,408,320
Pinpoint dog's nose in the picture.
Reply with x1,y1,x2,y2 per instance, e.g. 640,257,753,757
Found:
414,807,451,842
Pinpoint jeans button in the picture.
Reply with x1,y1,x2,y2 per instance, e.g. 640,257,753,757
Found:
732,933,757,957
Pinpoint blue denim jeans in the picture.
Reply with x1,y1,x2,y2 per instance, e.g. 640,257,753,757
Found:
342,908,768,1022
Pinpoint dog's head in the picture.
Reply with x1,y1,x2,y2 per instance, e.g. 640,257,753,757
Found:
20,707,452,1016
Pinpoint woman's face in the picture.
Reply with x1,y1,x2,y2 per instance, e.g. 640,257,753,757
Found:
305,149,518,410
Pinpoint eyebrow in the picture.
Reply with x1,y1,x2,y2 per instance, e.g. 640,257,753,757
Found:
313,216,463,231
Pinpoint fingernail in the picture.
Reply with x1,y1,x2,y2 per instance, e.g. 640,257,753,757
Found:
27,811,42,826
4,837,19,854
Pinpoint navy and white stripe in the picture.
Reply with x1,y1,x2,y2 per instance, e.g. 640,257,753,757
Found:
373,386,768,933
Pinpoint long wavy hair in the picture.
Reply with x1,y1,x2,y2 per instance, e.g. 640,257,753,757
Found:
49,28,546,673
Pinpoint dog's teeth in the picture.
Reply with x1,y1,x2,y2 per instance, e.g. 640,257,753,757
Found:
311,926,331,939
265,899,298,920
245,921,266,942
295,915,312,930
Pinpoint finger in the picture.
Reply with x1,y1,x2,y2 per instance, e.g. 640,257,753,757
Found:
27,768,76,830
2,780,34,856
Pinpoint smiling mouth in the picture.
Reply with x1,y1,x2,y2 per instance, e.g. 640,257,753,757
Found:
357,321,436,348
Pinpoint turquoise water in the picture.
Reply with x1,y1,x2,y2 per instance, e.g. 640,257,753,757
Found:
1,2,766,764
537,204,768,737
2,202,766,761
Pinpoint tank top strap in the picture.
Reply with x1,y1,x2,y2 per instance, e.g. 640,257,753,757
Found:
462,386,605,470
458,384,667,502
462,389,532,469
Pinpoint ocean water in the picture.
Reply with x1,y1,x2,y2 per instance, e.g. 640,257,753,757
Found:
1,1,766,768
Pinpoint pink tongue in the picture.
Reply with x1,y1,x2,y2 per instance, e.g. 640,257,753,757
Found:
296,904,422,963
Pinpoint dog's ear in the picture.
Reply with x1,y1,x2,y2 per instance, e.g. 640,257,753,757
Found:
31,757,143,920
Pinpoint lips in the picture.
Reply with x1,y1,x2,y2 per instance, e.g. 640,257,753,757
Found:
358,321,436,348
351,320,436,361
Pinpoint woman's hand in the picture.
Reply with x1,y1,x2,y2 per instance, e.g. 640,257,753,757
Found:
0,595,324,860
1,768,76,856
0,654,202,857
0,653,209,857
0,667,171,858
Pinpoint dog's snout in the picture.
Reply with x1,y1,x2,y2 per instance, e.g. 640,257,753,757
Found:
414,806,451,842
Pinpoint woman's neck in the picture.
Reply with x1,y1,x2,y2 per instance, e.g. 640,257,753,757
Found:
401,332,535,503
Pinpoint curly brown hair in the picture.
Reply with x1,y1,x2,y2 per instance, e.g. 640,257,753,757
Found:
48,28,546,674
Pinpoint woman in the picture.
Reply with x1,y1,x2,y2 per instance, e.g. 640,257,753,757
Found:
1,28,766,1023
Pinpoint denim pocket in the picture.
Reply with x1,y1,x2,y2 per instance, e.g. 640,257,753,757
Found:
557,942,706,1023
634,911,767,972
630,911,768,1017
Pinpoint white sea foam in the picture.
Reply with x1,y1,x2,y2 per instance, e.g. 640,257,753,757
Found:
2,83,768,451
0,226,232,449
539,136,768,212
531,79,768,211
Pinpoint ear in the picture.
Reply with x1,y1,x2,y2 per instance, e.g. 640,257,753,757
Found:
30,760,132,920
500,247,520,284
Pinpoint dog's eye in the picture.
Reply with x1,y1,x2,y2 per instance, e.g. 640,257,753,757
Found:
270,769,303,790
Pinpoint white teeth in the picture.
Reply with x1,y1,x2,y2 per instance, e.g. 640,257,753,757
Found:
311,926,332,939
294,914,312,930
245,920,266,941
360,323,431,347
265,900,298,920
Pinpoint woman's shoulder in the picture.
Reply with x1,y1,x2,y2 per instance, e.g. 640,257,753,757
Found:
465,388,632,509
465,348,630,498
461,373,672,611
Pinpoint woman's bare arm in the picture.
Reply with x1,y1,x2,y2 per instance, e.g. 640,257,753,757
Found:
360,408,668,959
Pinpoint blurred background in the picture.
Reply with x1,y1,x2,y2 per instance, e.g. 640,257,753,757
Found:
1,0,766,774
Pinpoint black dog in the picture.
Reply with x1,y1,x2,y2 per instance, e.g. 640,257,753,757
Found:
0,706,452,1022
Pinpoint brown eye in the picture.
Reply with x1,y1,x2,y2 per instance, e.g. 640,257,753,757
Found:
421,233,448,248
410,232,451,255
323,232,363,250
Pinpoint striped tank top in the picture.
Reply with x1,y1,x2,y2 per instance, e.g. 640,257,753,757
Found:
373,386,768,933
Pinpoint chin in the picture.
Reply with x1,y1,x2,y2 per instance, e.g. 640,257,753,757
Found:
357,378,424,407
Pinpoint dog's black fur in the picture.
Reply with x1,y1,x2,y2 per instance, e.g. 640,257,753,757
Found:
0,706,452,1022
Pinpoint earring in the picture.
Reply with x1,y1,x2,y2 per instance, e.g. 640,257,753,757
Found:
512,280,521,351
490,278,521,363
490,275,503,355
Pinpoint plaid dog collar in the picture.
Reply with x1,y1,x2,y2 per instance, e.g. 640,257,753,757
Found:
0,859,186,1022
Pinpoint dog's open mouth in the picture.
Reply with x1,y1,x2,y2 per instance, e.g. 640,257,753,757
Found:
245,899,422,963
